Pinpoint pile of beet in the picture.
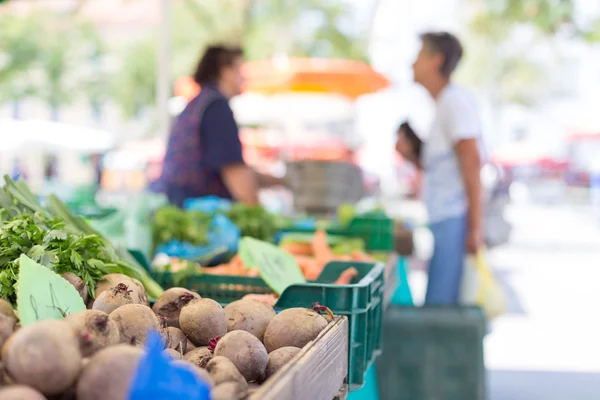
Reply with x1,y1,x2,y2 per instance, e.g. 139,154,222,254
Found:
0,274,331,400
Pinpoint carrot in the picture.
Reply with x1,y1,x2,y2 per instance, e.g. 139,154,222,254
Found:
350,250,374,261
334,267,359,285
312,230,335,266
280,242,314,256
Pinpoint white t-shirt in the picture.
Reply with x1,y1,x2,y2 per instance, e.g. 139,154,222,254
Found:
422,84,481,223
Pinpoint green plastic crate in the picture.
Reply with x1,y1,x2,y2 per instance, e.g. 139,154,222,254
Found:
280,214,394,252
376,306,487,400
149,260,385,391
346,215,393,252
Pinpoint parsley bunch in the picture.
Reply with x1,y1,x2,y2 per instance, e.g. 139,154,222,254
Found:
0,209,124,302
0,176,164,301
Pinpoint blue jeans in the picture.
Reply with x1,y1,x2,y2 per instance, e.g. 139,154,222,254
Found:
425,214,467,305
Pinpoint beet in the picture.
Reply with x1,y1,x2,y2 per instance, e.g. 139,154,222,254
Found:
0,385,46,400
265,346,301,379
210,381,248,400
152,288,200,328
77,344,143,400
2,320,81,395
95,274,148,306
166,327,188,353
205,356,247,388
183,346,213,368
0,314,16,349
179,299,226,346
214,330,268,382
263,308,328,352
92,283,135,314
185,338,197,354
109,304,162,346
62,272,89,304
164,348,182,359
0,299,16,319
65,310,120,357
224,299,276,341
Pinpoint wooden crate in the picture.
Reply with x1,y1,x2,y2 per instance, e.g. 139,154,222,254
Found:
251,317,349,400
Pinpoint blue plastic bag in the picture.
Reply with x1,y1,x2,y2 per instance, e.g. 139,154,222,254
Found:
184,196,232,213
128,330,211,400
155,213,240,264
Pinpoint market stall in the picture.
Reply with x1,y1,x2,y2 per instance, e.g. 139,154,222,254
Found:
0,176,360,400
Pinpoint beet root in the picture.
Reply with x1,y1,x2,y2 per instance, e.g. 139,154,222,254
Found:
109,304,162,346
185,338,197,354
152,287,200,328
95,274,148,306
214,330,268,382
210,381,248,400
0,299,16,319
2,320,82,395
0,385,46,400
224,299,276,341
166,327,188,353
0,314,16,349
77,344,144,400
65,310,120,357
205,356,248,389
92,283,135,314
164,348,182,359
183,346,213,368
62,272,89,304
179,299,226,346
263,308,328,353
265,346,301,379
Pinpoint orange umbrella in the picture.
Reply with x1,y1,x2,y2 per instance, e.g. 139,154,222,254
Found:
242,57,390,99
174,58,390,101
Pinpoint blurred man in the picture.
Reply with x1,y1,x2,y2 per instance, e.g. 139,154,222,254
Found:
412,32,483,305
159,45,280,207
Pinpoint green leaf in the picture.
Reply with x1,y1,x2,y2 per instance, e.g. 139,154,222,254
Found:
46,229,67,241
238,237,305,295
16,254,86,326
26,245,46,262
69,250,83,268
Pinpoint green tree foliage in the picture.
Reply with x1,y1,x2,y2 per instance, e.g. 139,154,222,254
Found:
1,1,368,120
0,11,105,119
461,0,600,106
0,13,45,108
113,0,368,119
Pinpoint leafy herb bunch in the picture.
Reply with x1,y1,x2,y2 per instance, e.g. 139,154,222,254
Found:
0,208,124,302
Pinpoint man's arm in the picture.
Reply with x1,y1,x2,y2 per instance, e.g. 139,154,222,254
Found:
222,164,260,205
455,138,482,253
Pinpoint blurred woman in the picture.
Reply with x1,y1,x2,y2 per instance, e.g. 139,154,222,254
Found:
158,46,281,207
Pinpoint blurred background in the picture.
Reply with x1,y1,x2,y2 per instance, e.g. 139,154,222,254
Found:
1,0,600,398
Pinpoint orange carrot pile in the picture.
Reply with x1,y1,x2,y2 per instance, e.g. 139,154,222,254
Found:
203,230,372,285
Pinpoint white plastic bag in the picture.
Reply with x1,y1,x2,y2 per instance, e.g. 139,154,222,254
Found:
460,250,506,319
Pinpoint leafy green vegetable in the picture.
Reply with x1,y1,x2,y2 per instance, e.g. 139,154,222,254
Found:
0,210,122,302
152,206,212,252
151,203,290,250
224,204,288,242
0,175,164,300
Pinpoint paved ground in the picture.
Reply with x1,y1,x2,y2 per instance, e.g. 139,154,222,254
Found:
410,202,600,399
